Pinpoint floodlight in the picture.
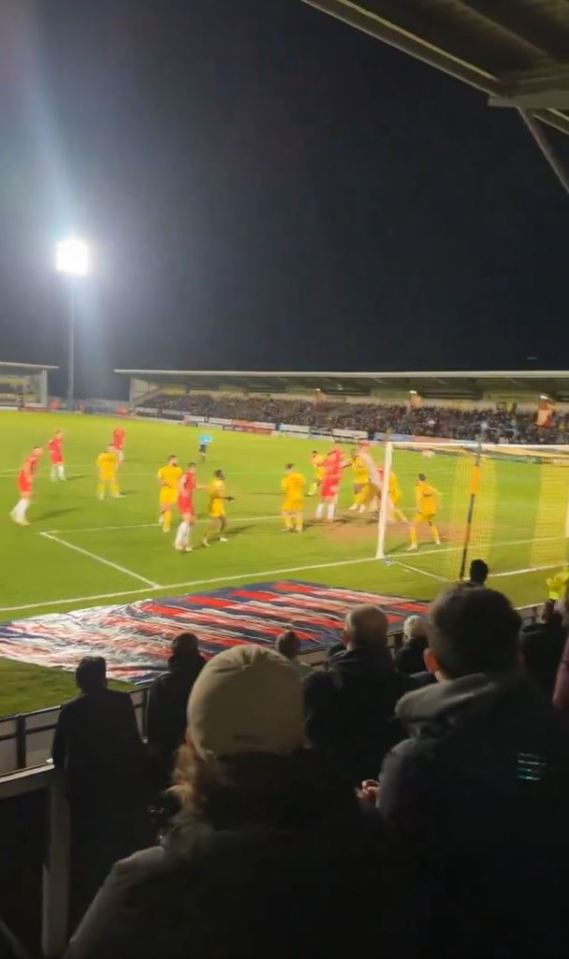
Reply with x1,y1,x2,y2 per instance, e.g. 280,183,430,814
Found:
55,237,90,276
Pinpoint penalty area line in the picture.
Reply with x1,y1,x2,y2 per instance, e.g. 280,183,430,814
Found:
390,560,451,584
39,532,160,589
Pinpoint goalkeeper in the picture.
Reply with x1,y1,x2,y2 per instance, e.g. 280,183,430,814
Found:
202,469,234,547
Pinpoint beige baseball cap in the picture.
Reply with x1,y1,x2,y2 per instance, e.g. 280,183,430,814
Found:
188,644,304,760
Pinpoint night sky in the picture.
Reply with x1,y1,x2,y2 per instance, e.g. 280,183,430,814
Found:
1,0,568,398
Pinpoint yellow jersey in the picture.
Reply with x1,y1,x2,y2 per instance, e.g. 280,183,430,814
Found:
388,471,402,503
208,478,226,517
311,453,325,480
157,464,182,491
281,471,305,504
415,480,438,516
97,450,117,478
351,456,368,485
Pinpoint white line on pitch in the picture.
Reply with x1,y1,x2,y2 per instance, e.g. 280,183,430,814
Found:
490,563,562,579
390,560,450,583
39,532,160,589
45,514,283,534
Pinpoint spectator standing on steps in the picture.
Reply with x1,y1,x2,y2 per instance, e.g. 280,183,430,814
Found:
146,632,205,791
52,656,149,927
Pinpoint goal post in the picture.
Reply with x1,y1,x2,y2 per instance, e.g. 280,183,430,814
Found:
374,441,569,581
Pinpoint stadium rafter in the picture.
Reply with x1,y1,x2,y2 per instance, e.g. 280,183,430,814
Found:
298,0,569,195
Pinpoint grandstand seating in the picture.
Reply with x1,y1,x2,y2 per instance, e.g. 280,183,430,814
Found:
147,392,569,443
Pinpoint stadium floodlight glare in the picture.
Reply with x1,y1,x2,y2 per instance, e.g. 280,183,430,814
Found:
55,237,90,276
540,393,549,400
55,237,90,406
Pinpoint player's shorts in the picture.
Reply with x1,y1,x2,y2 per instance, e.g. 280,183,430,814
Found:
389,492,402,506
414,511,436,524
177,495,193,516
282,497,303,513
209,503,225,519
198,444,207,454
160,490,177,507
321,479,339,499
50,454,63,465
99,472,116,483
17,478,31,495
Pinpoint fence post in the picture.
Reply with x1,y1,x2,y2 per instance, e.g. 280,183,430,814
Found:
42,770,70,957
15,715,26,769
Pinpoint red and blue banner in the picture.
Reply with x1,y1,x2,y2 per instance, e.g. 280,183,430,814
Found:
0,581,426,684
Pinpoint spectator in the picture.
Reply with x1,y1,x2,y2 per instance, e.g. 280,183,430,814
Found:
394,615,429,675
378,586,569,959
553,632,569,712
274,629,313,678
521,600,567,698
464,558,489,587
304,605,415,785
66,646,408,959
52,657,149,925
146,632,205,790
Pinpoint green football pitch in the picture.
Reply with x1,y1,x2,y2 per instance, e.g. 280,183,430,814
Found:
0,411,566,715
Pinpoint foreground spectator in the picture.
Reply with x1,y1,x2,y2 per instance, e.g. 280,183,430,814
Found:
66,646,408,959
304,605,414,785
274,629,313,678
394,615,429,675
553,632,569,712
464,557,489,587
146,632,205,790
378,586,569,959
53,657,149,926
521,600,567,699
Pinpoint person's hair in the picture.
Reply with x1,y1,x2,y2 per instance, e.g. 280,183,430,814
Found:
168,453,176,462
541,599,562,627
170,632,201,668
429,586,521,679
344,605,388,652
403,614,428,643
469,558,489,585
285,463,294,470
172,740,353,833
214,469,223,478
275,630,300,661
418,472,426,481
311,450,318,455
76,656,106,693
187,461,196,469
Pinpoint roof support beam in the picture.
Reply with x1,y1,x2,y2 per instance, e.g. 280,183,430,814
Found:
519,109,569,197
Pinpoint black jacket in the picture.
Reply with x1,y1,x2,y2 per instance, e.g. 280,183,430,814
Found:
65,754,411,959
304,646,415,784
520,620,567,698
146,657,205,787
394,637,428,676
52,688,146,808
379,672,569,959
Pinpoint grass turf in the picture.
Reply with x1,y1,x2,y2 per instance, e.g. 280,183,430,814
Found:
0,411,566,715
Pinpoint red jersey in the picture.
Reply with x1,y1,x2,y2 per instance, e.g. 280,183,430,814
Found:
177,471,196,514
112,427,125,449
17,452,40,495
47,435,63,464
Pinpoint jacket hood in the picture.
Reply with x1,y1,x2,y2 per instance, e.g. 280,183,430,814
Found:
395,670,525,734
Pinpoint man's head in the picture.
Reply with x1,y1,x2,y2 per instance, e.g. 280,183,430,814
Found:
55,431,63,439
107,443,115,453
214,469,224,480
187,461,196,473
32,445,43,456
403,614,428,644
172,632,200,658
285,463,294,473
76,656,107,694
343,604,388,652
188,645,303,762
426,586,521,680
168,454,177,465
469,558,489,586
418,472,427,482
275,630,301,662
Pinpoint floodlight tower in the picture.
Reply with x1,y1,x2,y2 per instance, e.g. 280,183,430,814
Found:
55,237,90,407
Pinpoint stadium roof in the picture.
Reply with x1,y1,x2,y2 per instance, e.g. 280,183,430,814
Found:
0,361,58,371
299,0,569,192
115,369,569,399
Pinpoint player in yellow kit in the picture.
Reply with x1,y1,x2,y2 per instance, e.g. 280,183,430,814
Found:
387,470,407,523
96,445,120,500
307,451,325,496
157,454,182,533
408,472,440,550
202,469,234,547
281,463,305,532
348,449,369,510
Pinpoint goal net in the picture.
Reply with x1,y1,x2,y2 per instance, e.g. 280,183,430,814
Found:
375,442,569,582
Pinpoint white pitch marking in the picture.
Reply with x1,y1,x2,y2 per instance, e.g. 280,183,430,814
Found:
39,532,160,589
390,560,451,583
45,514,283,535
490,563,563,579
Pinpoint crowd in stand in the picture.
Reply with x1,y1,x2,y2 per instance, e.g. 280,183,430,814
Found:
0,564,551,958
150,391,569,443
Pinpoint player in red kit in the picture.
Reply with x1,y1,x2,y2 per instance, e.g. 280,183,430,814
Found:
315,445,343,522
47,430,65,481
10,446,43,525
174,462,197,552
112,426,126,464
